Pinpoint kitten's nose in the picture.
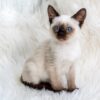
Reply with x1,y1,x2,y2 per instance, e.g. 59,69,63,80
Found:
57,26,65,36
57,28,66,40
58,32,65,36
58,30,66,36
55,25,67,40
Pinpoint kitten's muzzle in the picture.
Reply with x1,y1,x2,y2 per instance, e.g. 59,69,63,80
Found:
56,29,67,40
56,33,66,40
53,25,68,41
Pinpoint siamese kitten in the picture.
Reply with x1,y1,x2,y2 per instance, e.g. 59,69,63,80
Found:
21,5,86,91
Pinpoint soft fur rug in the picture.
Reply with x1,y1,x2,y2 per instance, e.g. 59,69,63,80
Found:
0,0,100,100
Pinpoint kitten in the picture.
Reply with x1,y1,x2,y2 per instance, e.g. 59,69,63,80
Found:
21,5,86,91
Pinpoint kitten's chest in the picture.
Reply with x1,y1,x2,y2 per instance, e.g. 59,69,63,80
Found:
54,42,81,62
45,41,81,71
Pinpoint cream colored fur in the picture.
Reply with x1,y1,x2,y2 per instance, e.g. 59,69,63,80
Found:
22,14,82,91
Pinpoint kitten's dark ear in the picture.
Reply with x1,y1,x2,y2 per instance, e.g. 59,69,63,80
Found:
72,8,86,27
48,5,60,24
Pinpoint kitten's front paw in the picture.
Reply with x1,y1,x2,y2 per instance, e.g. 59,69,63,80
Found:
67,87,79,92
52,83,64,91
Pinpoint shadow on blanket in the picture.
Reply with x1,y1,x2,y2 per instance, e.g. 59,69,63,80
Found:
20,76,77,92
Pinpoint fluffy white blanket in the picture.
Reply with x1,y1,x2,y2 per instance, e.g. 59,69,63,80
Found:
0,0,100,100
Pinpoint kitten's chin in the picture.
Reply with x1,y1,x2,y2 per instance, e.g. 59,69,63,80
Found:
54,38,69,44
56,36,71,44
54,37,76,44
57,37,66,41
58,39,67,43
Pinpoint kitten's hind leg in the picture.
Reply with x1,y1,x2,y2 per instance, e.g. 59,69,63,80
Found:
21,60,41,85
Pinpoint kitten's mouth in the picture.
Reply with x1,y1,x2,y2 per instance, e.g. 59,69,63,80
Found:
56,36,67,41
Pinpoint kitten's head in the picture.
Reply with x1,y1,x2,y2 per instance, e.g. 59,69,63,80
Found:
48,5,86,43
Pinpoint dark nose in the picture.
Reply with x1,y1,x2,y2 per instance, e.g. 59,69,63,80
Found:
58,27,66,36
57,25,66,36
58,32,65,36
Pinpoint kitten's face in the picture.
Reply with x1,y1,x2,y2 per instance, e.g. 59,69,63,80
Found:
48,5,86,43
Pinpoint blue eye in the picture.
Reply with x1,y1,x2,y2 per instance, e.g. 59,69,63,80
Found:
66,26,73,33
